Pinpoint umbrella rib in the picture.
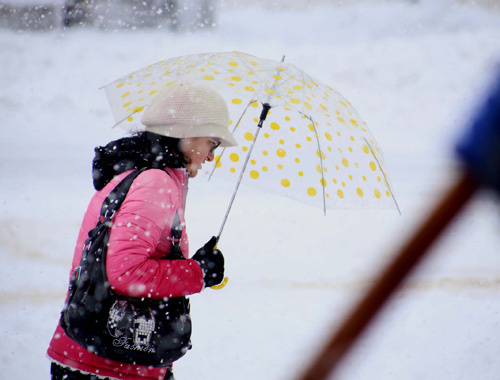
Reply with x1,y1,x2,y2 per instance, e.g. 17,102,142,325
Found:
230,100,258,134
306,114,327,215
106,54,216,128
233,51,269,89
167,52,218,84
208,99,257,181
299,71,308,110
363,138,402,215
234,51,280,88
100,52,213,89
234,51,291,106
110,108,142,129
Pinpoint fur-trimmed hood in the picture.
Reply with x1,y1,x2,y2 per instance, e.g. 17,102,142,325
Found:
92,132,187,190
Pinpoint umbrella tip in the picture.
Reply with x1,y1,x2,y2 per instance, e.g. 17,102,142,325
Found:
281,55,286,63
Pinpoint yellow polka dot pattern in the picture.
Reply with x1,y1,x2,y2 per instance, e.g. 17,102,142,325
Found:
104,51,394,210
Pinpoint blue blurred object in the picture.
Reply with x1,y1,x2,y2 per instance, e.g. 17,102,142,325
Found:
457,68,500,193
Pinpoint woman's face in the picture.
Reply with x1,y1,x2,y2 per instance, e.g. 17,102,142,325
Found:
179,137,221,178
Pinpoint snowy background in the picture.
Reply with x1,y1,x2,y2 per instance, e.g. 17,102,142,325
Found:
2,0,500,379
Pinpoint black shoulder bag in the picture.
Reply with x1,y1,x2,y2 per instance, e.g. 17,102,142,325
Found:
60,168,192,367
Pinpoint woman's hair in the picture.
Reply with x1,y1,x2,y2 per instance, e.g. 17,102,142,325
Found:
92,131,189,190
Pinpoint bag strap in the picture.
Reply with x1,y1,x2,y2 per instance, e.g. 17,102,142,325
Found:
99,167,149,224
168,211,184,260
97,167,185,259
171,212,182,245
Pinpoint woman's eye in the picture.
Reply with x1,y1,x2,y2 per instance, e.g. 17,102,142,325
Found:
209,140,221,153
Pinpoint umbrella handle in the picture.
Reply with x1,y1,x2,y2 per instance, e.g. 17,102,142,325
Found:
210,276,229,290
207,238,229,290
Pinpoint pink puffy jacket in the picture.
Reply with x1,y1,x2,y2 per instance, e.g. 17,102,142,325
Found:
47,168,204,380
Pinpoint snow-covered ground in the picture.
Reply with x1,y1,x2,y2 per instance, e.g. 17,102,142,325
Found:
2,1,500,379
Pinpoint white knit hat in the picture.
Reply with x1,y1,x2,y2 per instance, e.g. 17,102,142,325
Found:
141,82,237,147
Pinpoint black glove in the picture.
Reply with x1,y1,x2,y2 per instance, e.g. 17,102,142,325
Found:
192,236,225,288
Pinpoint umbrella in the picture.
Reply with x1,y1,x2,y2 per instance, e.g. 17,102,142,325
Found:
102,51,399,237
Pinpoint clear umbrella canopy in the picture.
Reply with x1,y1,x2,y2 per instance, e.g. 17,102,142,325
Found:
103,51,398,215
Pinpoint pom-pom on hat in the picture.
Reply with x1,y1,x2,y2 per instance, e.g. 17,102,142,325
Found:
141,82,237,147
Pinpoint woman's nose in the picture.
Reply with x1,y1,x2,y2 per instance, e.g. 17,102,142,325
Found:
207,151,215,162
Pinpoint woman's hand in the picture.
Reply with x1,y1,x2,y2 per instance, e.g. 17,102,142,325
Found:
192,236,225,288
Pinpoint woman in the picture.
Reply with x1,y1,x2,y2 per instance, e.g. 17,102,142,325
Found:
47,82,237,380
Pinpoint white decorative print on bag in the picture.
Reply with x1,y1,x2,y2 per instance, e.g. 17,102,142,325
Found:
107,300,156,353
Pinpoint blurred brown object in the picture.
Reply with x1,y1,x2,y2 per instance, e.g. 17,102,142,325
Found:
298,171,478,380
